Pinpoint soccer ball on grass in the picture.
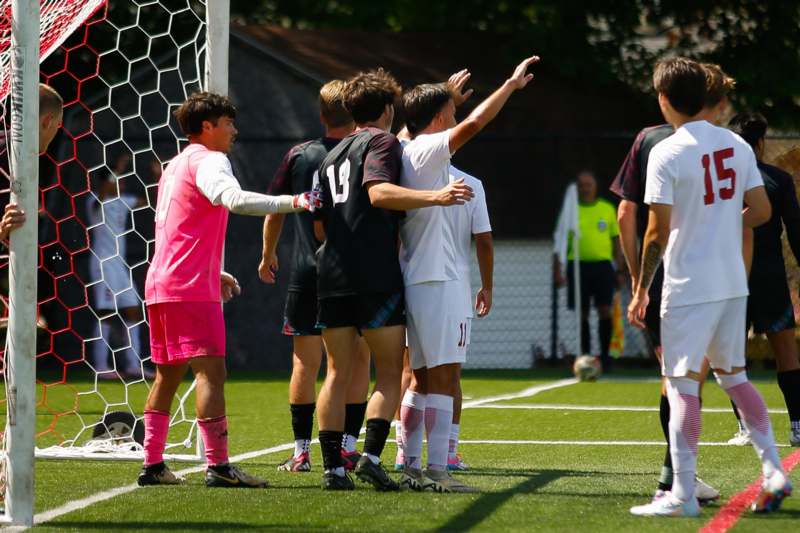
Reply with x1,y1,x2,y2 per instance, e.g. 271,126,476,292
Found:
573,355,602,382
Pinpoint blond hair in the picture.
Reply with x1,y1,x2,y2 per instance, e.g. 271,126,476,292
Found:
702,63,736,107
319,80,352,128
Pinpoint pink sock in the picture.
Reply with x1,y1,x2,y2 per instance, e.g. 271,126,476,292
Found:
666,378,700,503
198,415,229,466
143,410,169,466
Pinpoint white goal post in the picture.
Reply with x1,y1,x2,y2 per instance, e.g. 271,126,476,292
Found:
1,0,231,525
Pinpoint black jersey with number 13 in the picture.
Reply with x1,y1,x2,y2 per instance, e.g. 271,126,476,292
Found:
315,127,404,298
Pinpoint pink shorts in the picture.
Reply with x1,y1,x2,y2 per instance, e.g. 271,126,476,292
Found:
147,302,226,365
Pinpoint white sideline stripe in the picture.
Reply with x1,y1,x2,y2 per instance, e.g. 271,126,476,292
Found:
474,403,789,414
457,439,792,448
32,377,579,527
32,441,299,526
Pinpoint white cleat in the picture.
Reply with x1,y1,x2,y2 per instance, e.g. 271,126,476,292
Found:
727,429,752,446
630,494,700,517
695,476,720,505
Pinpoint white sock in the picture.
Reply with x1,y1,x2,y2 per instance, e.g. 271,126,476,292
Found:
294,439,310,457
342,434,358,453
666,377,701,503
400,390,426,469
365,453,380,465
449,423,460,459
717,372,784,479
92,322,113,372
425,393,454,471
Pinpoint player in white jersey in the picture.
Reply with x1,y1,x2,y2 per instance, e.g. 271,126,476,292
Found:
86,154,152,380
397,56,537,493
446,166,493,470
628,57,790,517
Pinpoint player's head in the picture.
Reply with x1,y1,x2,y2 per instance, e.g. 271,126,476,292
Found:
319,80,353,132
174,92,238,153
576,170,597,203
343,68,401,131
402,83,455,136
653,57,706,124
701,63,735,124
39,83,63,153
729,112,767,159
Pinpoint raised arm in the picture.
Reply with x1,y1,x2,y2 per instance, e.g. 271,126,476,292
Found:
448,56,539,154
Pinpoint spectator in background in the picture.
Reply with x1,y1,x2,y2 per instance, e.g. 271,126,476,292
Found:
553,170,626,371
86,153,152,380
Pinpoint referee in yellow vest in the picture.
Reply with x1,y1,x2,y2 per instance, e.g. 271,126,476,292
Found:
554,170,626,371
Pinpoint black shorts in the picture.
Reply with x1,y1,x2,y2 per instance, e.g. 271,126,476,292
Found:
283,291,320,336
317,291,405,331
747,275,796,334
567,260,615,311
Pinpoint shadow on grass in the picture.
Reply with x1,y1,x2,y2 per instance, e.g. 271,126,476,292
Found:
47,521,326,531
434,469,569,532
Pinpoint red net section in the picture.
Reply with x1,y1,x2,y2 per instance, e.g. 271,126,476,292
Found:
0,0,106,101
1,0,207,454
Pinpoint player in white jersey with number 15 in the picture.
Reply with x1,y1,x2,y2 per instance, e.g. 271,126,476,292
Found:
628,57,790,518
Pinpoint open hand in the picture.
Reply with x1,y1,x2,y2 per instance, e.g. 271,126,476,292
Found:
448,69,474,107
508,55,540,90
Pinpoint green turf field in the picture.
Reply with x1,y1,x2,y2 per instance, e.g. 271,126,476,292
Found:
13,369,800,531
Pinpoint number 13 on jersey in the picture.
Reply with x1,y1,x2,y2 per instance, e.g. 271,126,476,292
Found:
702,147,736,205
326,159,351,204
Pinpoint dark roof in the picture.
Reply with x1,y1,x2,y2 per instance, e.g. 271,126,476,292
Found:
232,24,661,135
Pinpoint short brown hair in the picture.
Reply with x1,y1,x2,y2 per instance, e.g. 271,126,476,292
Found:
319,80,352,128
653,57,706,117
343,68,401,124
702,63,736,108
174,91,236,136
402,83,452,136
39,83,63,116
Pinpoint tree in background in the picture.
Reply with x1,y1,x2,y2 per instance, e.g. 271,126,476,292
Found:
230,0,800,129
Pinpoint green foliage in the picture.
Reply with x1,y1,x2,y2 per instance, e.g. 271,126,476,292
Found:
230,0,800,129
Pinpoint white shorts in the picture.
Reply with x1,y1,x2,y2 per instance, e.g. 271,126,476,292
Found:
90,256,140,311
406,281,469,370
660,297,746,377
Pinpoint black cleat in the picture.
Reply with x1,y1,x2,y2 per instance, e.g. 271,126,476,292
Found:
205,463,269,488
321,471,355,491
137,462,185,486
354,455,399,492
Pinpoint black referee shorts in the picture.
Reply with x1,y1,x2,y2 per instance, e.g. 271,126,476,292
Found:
567,260,616,311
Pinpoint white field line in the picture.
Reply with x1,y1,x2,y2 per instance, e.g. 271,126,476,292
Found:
474,403,789,414
457,439,792,447
30,377,579,528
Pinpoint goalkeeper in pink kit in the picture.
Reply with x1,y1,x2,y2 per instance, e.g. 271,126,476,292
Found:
138,92,320,488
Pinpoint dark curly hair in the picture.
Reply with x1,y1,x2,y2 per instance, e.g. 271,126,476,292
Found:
729,112,767,150
343,68,401,124
174,91,237,136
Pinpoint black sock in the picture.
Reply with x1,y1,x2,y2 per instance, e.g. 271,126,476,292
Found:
598,318,612,369
319,430,343,471
290,403,315,442
658,393,673,491
581,317,591,354
730,398,745,431
363,418,391,459
778,369,800,428
344,402,368,439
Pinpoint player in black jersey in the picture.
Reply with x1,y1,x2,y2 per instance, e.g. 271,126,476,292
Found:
610,63,734,503
259,81,371,473
728,112,800,447
314,69,473,491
